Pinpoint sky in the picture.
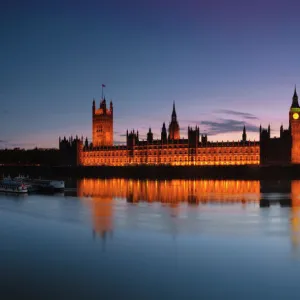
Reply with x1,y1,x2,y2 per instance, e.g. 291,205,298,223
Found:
1,0,300,148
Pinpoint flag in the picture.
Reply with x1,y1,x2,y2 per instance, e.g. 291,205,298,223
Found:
102,84,106,87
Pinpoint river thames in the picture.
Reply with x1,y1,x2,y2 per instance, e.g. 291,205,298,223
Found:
1,179,300,299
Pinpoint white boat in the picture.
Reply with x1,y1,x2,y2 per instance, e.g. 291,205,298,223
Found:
0,178,28,194
31,179,65,192
13,175,38,192
14,175,65,192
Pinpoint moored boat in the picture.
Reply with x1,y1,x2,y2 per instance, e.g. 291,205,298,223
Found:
32,179,65,192
13,175,36,192
0,178,28,194
13,175,65,193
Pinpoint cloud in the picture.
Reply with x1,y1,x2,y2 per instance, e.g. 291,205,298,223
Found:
138,134,147,140
200,119,259,136
1,109,9,115
139,125,151,130
8,142,37,148
0,141,38,149
114,141,126,145
180,126,188,132
214,109,258,120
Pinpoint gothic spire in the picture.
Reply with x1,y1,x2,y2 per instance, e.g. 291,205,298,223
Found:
171,101,177,121
92,98,96,115
291,85,300,108
242,125,246,142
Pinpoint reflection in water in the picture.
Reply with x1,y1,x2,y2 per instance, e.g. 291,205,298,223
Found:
75,178,300,249
91,196,113,242
77,179,260,203
77,179,300,246
80,195,113,242
77,179,260,238
4,179,300,299
259,180,300,249
291,181,300,247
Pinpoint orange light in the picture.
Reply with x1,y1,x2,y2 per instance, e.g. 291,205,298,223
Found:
80,145,260,166
77,178,260,204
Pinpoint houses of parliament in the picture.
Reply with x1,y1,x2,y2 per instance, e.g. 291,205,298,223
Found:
59,88,300,166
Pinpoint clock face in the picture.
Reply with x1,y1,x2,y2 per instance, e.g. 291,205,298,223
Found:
293,113,299,120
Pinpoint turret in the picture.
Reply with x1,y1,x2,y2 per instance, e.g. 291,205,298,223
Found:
188,126,200,147
260,127,270,142
201,134,207,144
291,85,300,108
242,125,246,142
84,137,89,148
161,122,167,143
92,99,96,115
126,130,139,147
171,101,177,122
168,102,180,140
147,128,153,143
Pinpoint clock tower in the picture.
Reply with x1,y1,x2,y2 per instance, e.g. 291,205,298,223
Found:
290,87,300,163
92,98,113,147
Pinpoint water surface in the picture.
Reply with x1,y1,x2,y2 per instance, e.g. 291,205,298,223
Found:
1,179,300,300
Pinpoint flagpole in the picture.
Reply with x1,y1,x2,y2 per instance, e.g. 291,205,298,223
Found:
102,84,103,100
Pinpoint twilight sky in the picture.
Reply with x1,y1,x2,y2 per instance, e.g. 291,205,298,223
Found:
1,0,300,148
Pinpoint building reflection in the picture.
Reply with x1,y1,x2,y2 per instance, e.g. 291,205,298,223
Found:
291,181,300,248
78,180,113,241
77,179,260,204
75,178,300,250
77,178,260,240
265,180,300,250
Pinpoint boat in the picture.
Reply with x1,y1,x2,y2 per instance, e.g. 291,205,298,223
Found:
0,178,28,194
12,175,39,193
35,183,55,194
13,175,65,193
31,179,65,192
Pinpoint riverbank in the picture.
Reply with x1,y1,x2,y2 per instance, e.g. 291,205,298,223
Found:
1,164,300,180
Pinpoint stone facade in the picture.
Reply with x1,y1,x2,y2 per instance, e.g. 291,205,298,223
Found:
59,88,300,166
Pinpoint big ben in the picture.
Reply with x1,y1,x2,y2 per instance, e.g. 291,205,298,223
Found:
290,87,300,163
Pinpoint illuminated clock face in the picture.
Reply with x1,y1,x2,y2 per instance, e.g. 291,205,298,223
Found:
293,113,300,120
